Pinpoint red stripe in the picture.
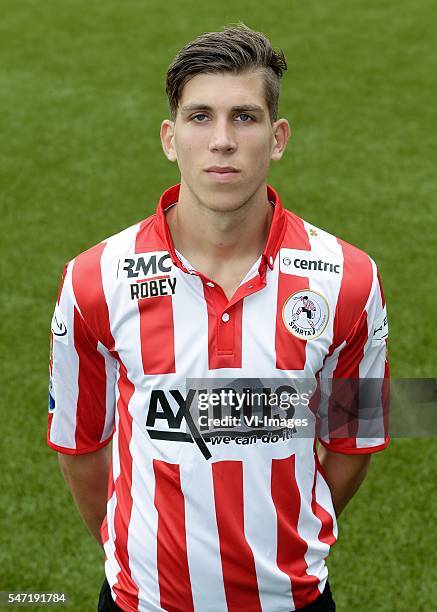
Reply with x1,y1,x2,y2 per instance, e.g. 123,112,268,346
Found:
153,461,194,612
332,239,373,348
73,307,108,450
108,463,115,498
312,501,336,547
212,461,262,612
47,412,54,440
329,311,369,449
135,222,176,375
72,242,114,350
98,462,113,548
319,436,390,455
70,243,115,451
275,213,311,370
100,463,115,546
135,216,163,252
232,302,243,368
323,241,374,452
205,283,243,369
271,454,320,609
112,361,140,611
310,461,336,547
137,296,176,374
101,515,109,546
71,244,140,608
136,274,169,283
333,310,369,378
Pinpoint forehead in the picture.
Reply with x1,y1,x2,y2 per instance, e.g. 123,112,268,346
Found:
178,70,268,112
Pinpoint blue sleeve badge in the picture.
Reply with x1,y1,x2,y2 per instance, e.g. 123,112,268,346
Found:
48,376,56,413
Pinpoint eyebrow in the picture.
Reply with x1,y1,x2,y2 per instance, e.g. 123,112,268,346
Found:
180,103,265,114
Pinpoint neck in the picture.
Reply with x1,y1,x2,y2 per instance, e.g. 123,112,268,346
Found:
166,181,274,266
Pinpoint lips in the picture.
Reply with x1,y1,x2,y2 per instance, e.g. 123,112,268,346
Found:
206,166,240,174
205,167,241,182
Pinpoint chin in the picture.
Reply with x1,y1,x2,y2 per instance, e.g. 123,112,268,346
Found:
199,186,248,212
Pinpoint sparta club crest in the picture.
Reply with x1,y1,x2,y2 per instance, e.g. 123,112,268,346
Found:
282,290,329,340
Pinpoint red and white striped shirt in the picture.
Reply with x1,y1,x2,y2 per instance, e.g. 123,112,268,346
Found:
47,184,389,612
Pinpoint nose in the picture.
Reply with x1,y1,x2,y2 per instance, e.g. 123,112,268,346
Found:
208,119,237,153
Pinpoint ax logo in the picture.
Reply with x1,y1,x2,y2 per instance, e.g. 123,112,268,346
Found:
145,383,305,460
146,389,212,460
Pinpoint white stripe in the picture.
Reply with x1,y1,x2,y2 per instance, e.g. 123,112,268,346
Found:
104,491,121,588
304,221,344,378
315,470,338,540
180,462,228,612
294,444,329,596
173,267,210,379
50,261,80,450
173,265,228,611
100,223,144,388
112,378,121,481
101,224,163,609
244,458,294,612
302,224,344,446
97,341,117,443
127,421,161,610
356,261,386,447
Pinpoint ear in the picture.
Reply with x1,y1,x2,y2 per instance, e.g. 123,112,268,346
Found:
160,119,177,162
271,118,291,161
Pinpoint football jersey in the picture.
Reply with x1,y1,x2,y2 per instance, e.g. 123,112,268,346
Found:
47,183,389,612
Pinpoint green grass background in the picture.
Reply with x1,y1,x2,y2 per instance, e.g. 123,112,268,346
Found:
1,0,436,610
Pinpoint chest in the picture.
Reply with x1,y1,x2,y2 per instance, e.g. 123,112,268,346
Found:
109,264,335,386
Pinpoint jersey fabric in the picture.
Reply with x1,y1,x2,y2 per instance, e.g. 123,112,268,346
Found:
47,184,389,612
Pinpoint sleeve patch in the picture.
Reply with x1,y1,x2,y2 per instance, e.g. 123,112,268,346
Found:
51,304,68,345
48,376,56,413
372,306,388,346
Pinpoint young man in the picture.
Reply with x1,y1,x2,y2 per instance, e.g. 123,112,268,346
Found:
47,25,389,612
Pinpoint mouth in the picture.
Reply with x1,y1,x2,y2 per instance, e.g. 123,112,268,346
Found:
205,167,241,182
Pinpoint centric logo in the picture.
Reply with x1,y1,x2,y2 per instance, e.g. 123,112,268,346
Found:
282,290,329,340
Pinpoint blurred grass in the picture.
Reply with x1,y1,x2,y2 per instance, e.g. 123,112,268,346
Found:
0,0,436,610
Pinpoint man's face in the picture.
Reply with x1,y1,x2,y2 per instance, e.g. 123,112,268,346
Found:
161,70,290,211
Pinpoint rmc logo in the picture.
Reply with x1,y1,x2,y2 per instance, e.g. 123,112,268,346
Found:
118,252,172,279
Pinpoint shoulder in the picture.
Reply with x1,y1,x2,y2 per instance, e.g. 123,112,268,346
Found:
74,215,156,267
281,210,380,341
282,208,377,296
59,214,159,342
283,208,374,262
67,213,160,284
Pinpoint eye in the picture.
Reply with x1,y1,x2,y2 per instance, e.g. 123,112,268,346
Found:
191,113,209,122
237,113,254,122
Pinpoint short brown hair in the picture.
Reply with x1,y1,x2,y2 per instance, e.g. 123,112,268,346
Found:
165,23,287,123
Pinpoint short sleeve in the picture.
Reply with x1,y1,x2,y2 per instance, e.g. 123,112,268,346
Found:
317,260,390,454
47,260,117,455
